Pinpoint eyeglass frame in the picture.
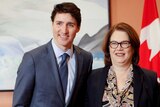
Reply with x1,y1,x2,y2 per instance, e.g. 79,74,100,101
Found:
109,40,131,49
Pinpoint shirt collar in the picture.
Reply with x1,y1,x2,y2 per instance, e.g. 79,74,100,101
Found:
51,39,73,58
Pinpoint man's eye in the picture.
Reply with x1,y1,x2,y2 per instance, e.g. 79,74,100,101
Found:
68,24,74,27
57,22,62,25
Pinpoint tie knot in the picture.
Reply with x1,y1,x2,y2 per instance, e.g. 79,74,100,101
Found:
61,53,69,63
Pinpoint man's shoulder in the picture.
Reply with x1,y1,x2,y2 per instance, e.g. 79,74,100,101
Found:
74,45,92,56
25,41,51,57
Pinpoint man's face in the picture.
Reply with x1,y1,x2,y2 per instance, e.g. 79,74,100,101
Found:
52,13,80,51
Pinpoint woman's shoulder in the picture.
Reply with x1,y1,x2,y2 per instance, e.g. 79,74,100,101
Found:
133,64,158,86
133,64,157,80
90,66,110,77
141,68,157,81
135,65,158,86
92,67,105,72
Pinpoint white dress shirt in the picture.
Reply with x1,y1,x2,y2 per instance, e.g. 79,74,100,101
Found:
51,39,76,105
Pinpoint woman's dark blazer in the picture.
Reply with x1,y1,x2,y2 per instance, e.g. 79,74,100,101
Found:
85,64,160,107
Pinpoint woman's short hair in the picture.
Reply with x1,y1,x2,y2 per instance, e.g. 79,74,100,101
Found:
102,22,140,66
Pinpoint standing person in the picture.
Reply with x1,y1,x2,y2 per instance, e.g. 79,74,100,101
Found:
13,2,93,107
85,22,159,107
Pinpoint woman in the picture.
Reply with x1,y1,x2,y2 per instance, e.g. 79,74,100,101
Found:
85,22,159,107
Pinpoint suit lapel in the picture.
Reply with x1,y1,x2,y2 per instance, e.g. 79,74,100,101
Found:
69,46,83,97
74,47,83,84
47,41,65,102
133,65,143,107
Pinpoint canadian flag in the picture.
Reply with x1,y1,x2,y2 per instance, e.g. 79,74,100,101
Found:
139,0,160,79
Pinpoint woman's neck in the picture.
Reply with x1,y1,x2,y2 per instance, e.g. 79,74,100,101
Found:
111,64,133,91
112,64,132,74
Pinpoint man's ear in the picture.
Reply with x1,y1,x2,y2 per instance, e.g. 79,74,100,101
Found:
76,27,80,32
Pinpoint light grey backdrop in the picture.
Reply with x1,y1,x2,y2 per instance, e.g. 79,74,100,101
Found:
0,0,109,90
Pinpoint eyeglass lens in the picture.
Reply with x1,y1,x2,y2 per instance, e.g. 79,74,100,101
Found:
109,41,130,49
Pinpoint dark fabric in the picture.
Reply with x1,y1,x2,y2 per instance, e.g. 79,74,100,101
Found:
85,65,160,107
59,53,69,97
13,40,93,107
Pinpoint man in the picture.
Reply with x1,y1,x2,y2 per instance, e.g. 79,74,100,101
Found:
13,2,93,107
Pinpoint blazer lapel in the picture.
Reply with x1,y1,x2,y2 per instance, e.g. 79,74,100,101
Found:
47,41,65,102
101,67,110,89
98,67,110,107
133,65,143,107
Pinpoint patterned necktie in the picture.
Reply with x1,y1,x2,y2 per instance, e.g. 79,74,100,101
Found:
59,53,69,97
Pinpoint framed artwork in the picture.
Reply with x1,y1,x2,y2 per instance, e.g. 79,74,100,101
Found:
0,0,110,90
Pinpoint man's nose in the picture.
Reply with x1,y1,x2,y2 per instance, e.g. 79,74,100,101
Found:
61,25,68,33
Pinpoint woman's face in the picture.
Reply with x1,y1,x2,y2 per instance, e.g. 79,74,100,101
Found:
109,30,134,66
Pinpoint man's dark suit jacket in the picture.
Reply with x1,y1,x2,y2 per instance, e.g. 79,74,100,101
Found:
85,64,160,107
13,40,93,107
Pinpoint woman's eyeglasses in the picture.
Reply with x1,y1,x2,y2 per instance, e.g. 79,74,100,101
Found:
109,41,131,49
